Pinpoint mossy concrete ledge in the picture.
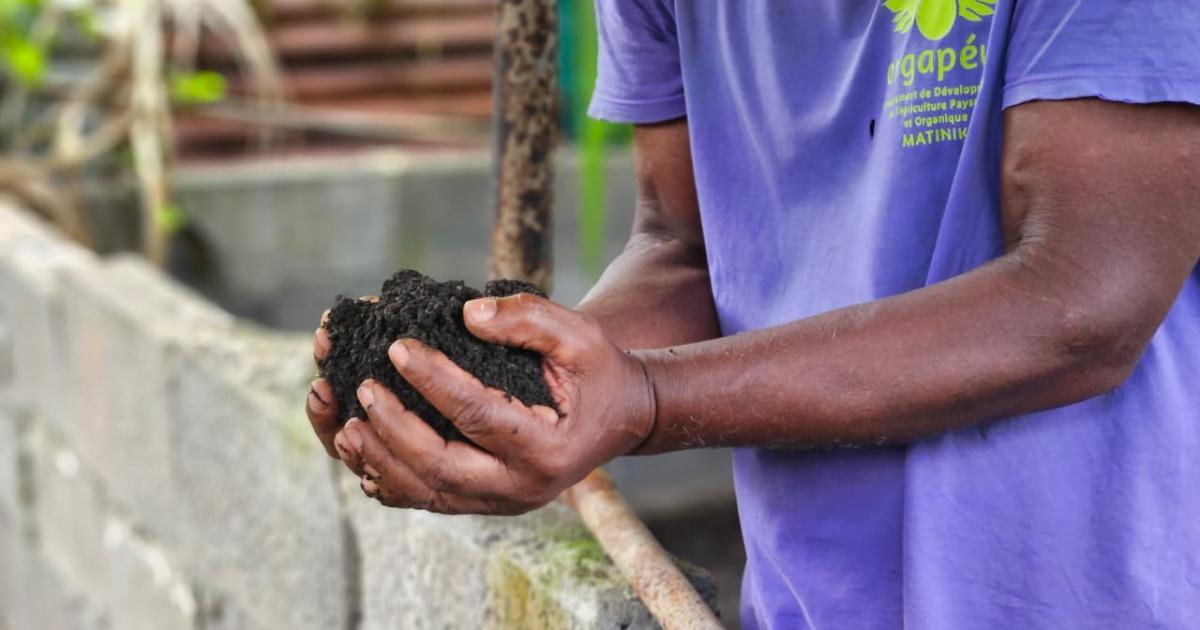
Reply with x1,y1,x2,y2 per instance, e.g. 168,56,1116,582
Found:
348,488,717,630
0,201,716,629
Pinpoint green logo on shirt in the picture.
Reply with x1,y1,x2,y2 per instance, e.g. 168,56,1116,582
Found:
884,0,995,41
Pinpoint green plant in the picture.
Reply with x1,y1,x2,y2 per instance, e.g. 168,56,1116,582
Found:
0,0,50,85
0,0,283,264
570,0,629,282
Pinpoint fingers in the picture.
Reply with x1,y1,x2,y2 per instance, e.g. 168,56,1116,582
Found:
351,421,528,515
388,340,538,452
306,378,340,459
314,309,331,363
356,380,521,499
463,293,592,361
314,328,331,363
334,418,367,477
351,420,429,509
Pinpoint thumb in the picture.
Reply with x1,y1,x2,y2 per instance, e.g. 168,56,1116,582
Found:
463,293,587,361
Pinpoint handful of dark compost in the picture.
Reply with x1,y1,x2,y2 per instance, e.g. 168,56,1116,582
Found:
319,269,557,442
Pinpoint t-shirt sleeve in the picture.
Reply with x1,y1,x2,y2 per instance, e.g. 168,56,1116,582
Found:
1003,0,1200,109
588,0,686,123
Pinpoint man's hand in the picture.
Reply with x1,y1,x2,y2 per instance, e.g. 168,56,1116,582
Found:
305,119,713,513
306,307,340,460
307,295,381,462
313,294,655,515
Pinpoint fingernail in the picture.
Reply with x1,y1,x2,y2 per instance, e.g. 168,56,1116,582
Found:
309,380,327,407
389,340,410,368
334,431,352,460
467,298,497,324
345,419,364,451
357,383,375,411
361,477,379,496
363,463,381,479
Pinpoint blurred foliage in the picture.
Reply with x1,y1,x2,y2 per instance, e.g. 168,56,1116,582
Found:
573,0,605,281
156,201,186,233
0,0,104,85
562,0,630,281
0,0,282,264
0,0,48,86
2,0,618,275
1,34,45,84
169,70,228,106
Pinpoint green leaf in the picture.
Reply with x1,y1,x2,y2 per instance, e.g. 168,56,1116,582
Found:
72,6,103,41
574,0,608,281
2,35,45,85
156,203,186,235
0,0,44,29
169,70,228,106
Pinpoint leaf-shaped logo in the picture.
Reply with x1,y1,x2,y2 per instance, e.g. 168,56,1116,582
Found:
884,0,995,41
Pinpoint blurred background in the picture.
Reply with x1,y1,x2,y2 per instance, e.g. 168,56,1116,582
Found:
0,0,742,627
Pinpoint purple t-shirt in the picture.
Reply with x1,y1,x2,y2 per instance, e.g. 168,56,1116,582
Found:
590,1,1200,628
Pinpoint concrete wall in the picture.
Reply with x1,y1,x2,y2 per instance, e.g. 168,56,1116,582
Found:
172,149,636,331
0,202,714,630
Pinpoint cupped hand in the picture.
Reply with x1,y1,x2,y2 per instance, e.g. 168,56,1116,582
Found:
336,293,655,515
306,296,376,467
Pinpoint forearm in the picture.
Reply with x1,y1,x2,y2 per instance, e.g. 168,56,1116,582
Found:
633,251,1162,453
576,232,720,349
627,100,1200,454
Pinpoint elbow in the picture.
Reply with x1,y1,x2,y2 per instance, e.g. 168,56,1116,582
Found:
1002,243,1175,407
1048,304,1150,399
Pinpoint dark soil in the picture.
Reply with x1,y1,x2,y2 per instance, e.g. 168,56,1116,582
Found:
320,269,557,441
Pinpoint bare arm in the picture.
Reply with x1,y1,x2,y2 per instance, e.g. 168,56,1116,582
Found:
325,99,1200,515
575,118,720,349
635,99,1200,452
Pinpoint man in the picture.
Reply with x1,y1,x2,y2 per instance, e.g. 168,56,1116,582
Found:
308,1,1200,627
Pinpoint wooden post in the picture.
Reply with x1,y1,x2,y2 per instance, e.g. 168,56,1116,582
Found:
489,0,557,288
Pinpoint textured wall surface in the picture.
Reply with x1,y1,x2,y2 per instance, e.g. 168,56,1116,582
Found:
171,149,638,330
0,203,712,630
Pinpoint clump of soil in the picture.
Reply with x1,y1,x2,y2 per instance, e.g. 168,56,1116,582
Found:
320,269,557,442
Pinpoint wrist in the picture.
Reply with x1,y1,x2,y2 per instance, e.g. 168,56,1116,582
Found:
626,349,665,455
